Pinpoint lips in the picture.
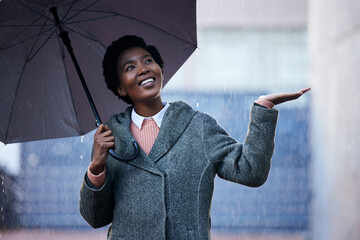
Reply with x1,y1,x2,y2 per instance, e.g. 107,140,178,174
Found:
139,78,155,86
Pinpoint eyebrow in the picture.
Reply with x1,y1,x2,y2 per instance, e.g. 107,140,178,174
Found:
121,54,152,70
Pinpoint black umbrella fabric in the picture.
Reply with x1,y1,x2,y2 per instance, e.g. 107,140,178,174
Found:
0,0,197,146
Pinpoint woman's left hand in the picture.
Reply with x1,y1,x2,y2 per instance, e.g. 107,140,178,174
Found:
258,87,311,105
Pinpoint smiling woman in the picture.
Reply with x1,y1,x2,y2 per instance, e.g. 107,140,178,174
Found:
116,47,164,116
78,35,309,240
102,36,164,107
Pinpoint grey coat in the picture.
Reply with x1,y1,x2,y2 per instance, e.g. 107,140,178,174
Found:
79,101,278,240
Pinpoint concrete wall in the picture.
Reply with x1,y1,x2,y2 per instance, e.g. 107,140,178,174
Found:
308,0,360,239
197,0,307,29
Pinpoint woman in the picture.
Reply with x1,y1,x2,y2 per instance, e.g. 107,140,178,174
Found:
79,35,310,239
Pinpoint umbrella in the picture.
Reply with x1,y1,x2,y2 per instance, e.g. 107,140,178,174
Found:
0,0,197,161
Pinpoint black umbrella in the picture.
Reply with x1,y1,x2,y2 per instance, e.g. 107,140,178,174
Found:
0,0,197,161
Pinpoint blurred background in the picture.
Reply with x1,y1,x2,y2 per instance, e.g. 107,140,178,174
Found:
1,0,359,239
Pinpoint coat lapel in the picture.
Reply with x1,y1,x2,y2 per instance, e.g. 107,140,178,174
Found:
148,101,197,163
108,101,197,174
108,107,161,175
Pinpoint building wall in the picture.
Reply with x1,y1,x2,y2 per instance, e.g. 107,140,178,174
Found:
197,0,307,29
308,0,360,239
166,29,309,96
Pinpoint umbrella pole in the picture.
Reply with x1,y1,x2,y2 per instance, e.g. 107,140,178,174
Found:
50,7,139,162
49,7,102,126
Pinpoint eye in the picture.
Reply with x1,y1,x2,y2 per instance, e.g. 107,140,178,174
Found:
145,58,153,64
125,65,135,71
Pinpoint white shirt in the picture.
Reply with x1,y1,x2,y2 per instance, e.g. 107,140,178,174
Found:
131,102,170,130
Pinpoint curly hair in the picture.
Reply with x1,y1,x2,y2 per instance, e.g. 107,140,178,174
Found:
102,35,164,105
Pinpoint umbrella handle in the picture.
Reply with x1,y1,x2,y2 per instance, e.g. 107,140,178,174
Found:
108,142,140,162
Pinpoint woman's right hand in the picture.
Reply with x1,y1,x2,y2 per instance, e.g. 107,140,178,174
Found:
89,124,115,175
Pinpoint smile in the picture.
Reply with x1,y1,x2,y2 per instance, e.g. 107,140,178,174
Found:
139,78,155,86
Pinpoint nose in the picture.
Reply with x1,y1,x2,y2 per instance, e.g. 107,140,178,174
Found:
138,64,149,76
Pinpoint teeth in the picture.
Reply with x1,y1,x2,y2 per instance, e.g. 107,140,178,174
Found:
140,78,154,86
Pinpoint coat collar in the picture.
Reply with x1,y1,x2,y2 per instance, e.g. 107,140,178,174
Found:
107,101,197,173
149,101,197,162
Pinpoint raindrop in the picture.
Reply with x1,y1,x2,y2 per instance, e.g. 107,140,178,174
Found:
27,153,39,167
51,142,71,156
80,155,83,159
196,102,199,107
81,135,84,142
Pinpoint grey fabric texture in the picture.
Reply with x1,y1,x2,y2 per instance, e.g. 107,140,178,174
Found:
79,101,278,240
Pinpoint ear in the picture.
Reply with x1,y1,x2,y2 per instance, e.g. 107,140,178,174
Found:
117,85,127,97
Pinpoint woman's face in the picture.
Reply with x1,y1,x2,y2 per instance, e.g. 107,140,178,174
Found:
117,47,163,106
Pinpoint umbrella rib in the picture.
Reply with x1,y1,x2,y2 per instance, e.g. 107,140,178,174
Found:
126,16,197,47
0,23,53,27
63,0,99,23
1,27,54,51
57,44,83,135
25,16,55,61
17,0,55,24
0,15,44,50
3,17,56,142
61,0,78,23
27,29,57,62
0,11,49,26
64,14,119,24
58,32,66,58
65,25,106,48
21,0,48,8
4,57,30,144
66,10,197,47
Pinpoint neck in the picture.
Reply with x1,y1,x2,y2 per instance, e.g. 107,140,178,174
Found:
133,98,164,117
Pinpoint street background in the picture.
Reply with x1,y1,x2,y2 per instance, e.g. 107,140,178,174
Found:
2,0,360,239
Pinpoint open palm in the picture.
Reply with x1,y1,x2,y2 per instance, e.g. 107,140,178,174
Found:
259,87,311,105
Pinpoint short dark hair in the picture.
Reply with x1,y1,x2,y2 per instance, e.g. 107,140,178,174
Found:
102,35,164,105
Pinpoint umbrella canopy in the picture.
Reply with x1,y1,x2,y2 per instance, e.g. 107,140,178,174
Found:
0,0,197,144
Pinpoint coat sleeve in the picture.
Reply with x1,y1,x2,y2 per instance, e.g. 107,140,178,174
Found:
79,166,114,228
202,104,278,187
